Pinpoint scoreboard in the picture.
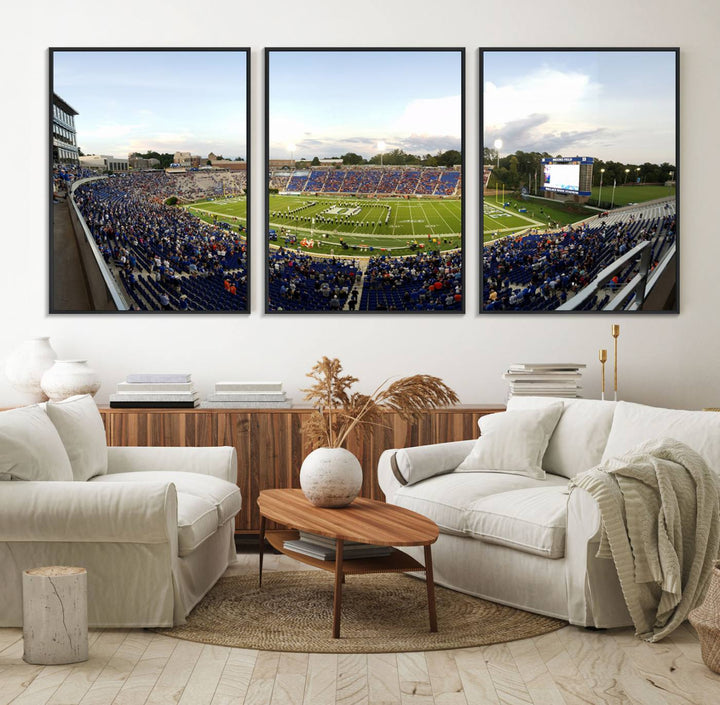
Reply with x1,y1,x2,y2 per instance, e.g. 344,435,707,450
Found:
541,157,594,197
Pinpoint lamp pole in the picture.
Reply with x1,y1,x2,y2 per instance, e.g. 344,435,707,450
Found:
377,141,387,168
493,138,502,169
598,168,605,208
624,168,630,184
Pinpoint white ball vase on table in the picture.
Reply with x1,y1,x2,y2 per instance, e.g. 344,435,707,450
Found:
41,360,101,402
299,356,458,508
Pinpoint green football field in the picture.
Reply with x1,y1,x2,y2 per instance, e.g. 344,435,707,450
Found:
590,183,676,207
483,200,544,242
189,194,461,256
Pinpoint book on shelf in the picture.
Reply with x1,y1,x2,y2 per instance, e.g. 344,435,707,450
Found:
110,392,199,403
200,400,293,409
207,392,287,403
214,381,283,393
282,538,393,561
117,382,195,393
298,531,365,548
109,400,200,409
125,373,192,384
507,363,586,371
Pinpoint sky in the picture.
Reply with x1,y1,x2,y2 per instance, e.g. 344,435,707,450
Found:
483,50,677,165
53,50,248,159
268,50,462,160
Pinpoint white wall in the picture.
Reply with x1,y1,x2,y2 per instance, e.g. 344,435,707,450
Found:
2,0,718,410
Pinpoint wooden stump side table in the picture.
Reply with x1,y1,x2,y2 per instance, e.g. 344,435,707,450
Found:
22,566,88,665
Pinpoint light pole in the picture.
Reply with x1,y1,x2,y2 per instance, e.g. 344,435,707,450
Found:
598,168,605,207
287,143,296,168
493,138,502,169
636,167,641,184
624,168,630,184
377,141,387,167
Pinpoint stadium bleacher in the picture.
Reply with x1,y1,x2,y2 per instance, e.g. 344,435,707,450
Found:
73,172,248,312
283,166,462,197
483,204,676,312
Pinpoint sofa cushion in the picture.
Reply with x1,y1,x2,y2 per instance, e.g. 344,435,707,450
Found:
508,396,616,478
45,395,108,481
465,486,570,558
0,405,73,481
393,471,568,536
456,404,563,479
601,402,720,476
91,471,241,525
392,440,476,486
176,492,220,556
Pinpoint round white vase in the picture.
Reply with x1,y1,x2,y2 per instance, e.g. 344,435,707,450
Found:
4,337,58,402
40,360,101,402
299,447,363,508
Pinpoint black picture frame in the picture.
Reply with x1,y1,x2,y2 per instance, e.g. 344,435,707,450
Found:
265,47,465,314
480,48,679,314
50,47,251,314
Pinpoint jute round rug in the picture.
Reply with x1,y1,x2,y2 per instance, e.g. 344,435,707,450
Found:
155,571,566,653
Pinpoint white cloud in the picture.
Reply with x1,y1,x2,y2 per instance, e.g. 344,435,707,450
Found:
484,67,599,133
393,95,461,139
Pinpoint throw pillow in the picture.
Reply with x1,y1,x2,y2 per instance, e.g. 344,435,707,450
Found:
507,396,617,478
0,405,73,481
392,439,476,485
456,404,564,479
45,394,108,481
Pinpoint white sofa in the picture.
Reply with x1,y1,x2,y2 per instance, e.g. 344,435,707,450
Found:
0,395,241,628
378,397,720,628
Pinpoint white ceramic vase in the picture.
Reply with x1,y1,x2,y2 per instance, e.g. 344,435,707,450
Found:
4,337,58,402
299,447,363,508
40,360,101,402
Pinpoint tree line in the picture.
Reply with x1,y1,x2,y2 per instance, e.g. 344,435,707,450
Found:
296,148,462,168
484,147,676,191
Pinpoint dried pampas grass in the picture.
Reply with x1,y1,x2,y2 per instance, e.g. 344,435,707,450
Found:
302,356,459,449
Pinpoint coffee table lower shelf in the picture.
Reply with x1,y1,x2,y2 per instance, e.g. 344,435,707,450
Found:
260,529,437,638
265,529,425,574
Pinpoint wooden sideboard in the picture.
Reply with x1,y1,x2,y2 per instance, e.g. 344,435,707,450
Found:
99,405,504,533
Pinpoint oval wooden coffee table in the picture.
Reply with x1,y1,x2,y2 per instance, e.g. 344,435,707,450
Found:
257,488,439,639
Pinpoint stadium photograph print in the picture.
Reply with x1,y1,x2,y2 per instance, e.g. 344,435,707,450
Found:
50,48,250,313
481,48,678,314
265,48,464,314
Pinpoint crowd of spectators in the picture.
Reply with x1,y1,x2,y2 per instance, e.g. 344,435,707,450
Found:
73,172,247,311
267,249,359,311
267,246,462,312
483,213,676,311
361,251,462,311
282,167,462,197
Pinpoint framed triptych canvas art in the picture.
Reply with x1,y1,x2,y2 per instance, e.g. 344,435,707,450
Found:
265,48,465,314
50,48,250,313
481,48,678,314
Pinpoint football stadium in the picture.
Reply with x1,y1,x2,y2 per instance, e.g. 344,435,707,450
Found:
266,48,463,313
263,166,462,311
70,169,248,312
482,49,678,313
482,162,677,312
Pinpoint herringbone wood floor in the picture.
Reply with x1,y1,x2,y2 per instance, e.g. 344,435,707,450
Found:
1,553,718,704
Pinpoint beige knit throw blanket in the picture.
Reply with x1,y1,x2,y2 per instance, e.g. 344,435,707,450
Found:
570,438,720,642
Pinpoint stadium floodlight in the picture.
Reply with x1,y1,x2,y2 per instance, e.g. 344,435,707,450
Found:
598,168,605,207
493,139,503,168
287,143,296,164
377,141,387,167
636,167,641,183
624,168,630,184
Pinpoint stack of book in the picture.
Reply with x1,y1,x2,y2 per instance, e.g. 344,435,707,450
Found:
502,363,586,399
109,373,199,408
283,531,393,561
200,381,292,408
